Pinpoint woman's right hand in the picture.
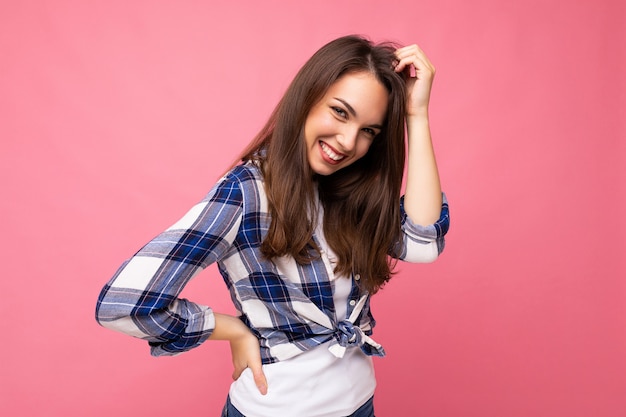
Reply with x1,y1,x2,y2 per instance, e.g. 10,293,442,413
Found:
229,328,268,395
210,313,268,395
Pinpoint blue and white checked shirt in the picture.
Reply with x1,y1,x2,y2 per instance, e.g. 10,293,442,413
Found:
96,161,449,364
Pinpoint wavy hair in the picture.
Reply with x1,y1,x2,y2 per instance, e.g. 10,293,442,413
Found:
237,35,407,293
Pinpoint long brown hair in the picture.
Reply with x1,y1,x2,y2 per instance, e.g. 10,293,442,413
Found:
237,35,407,293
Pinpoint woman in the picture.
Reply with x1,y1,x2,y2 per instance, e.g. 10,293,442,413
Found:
96,35,449,417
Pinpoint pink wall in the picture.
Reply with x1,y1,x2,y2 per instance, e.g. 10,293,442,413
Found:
1,1,624,416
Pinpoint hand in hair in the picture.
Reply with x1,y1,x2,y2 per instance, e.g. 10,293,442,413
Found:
394,44,436,117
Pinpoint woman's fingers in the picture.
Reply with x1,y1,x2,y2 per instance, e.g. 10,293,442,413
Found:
395,44,435,75
232,356,267,395
250,361,268,395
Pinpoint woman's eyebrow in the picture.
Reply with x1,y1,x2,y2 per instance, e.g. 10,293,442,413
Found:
334,97,357,117
334,97,383,129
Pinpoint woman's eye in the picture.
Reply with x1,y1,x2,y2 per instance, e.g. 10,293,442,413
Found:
332,107,347,118
362,128,377,137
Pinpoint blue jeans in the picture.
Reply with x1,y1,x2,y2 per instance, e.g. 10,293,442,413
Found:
221,395,375,417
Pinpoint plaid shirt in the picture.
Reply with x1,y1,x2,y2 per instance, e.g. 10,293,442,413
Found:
96,161,449,364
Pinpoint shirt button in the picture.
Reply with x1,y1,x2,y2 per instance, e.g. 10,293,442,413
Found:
349,300,356,306
354,274,361,281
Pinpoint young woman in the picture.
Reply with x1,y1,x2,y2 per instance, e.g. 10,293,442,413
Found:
96,35,449,417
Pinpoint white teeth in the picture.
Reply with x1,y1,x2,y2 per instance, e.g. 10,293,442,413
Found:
321,142,344,161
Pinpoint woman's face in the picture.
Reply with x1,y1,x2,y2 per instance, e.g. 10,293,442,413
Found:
304,71,388,176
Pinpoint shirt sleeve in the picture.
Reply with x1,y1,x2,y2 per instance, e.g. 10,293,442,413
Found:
95,172,244,356
391,193,450,263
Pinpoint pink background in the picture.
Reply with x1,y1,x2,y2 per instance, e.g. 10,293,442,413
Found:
1,1,624,416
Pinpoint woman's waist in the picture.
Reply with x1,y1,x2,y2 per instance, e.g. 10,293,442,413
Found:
229,342,376,417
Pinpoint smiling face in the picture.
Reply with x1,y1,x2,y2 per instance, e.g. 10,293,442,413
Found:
303,71,389,176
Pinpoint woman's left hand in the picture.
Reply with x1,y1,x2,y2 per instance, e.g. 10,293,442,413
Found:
394,44,435,116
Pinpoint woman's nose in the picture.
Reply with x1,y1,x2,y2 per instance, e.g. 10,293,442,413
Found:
336,129,358,152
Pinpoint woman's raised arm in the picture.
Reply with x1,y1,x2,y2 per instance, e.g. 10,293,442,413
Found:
395,44,443,226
